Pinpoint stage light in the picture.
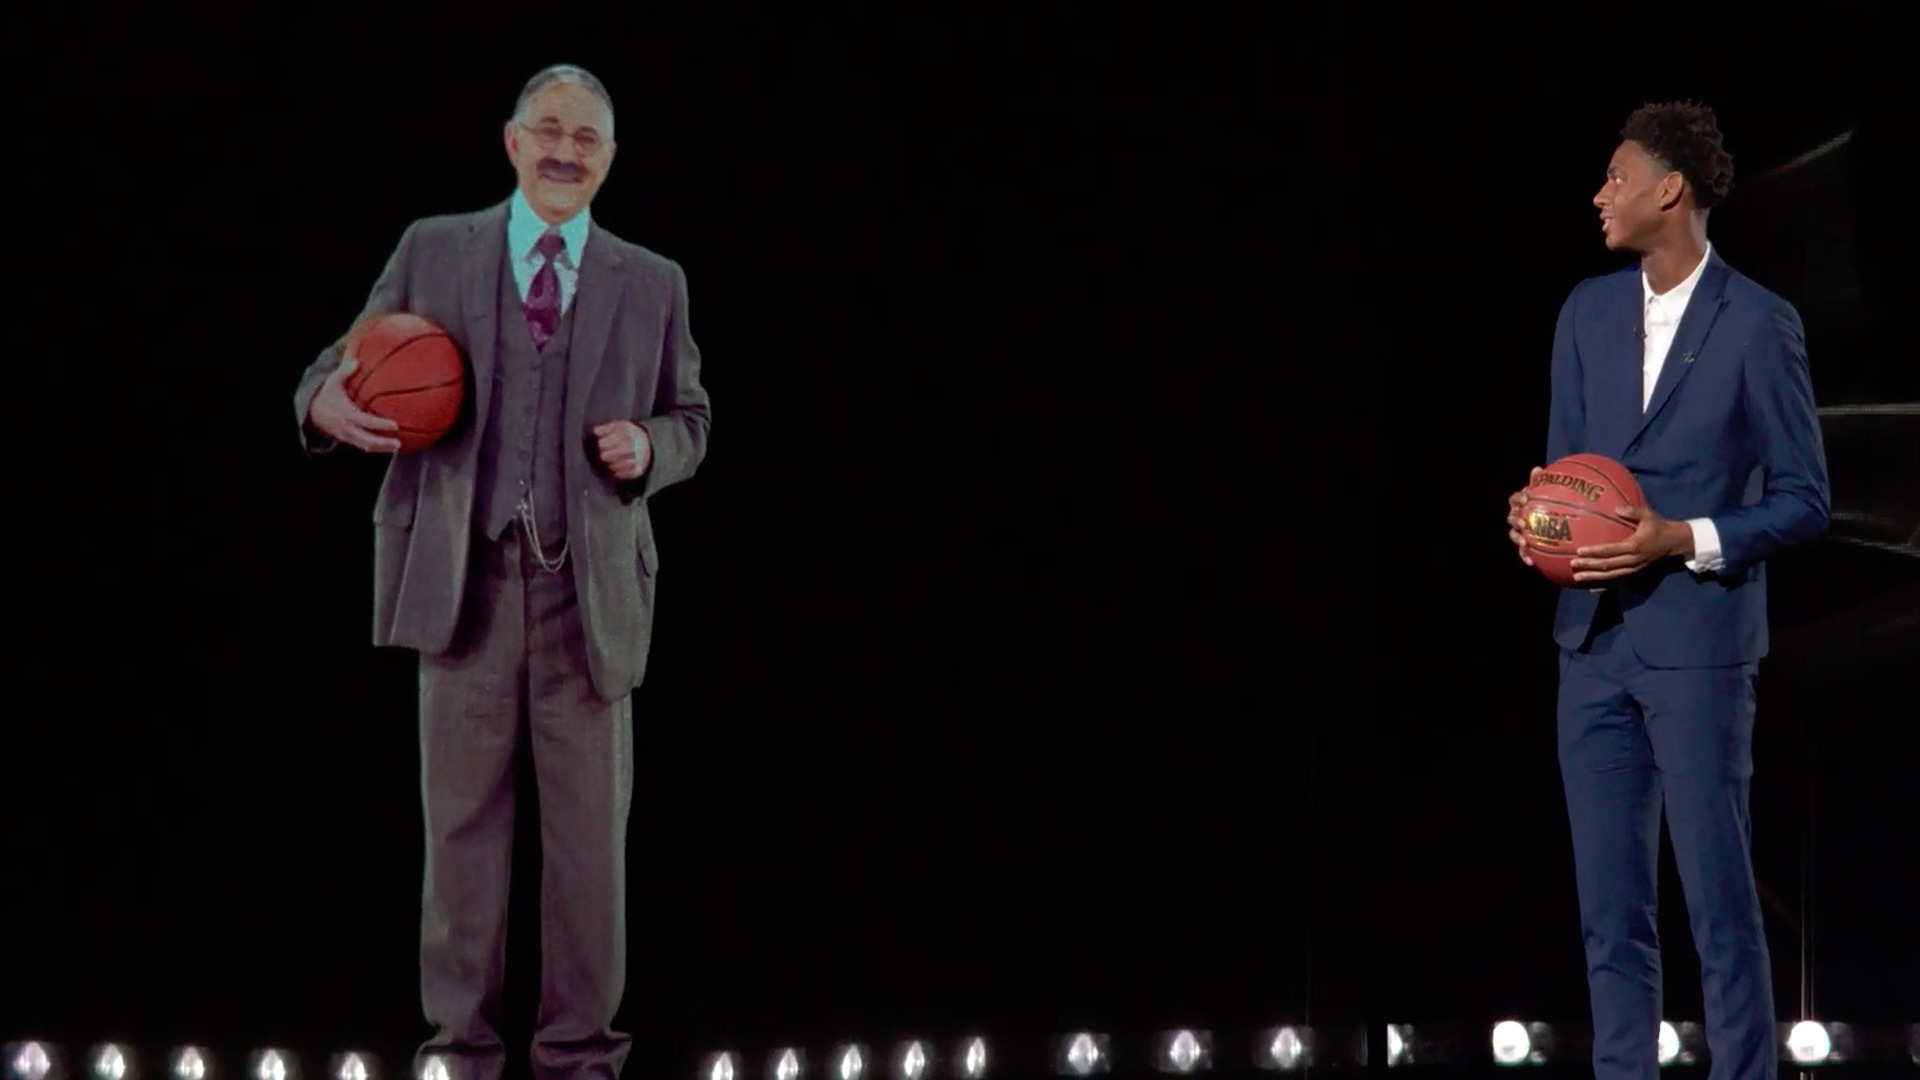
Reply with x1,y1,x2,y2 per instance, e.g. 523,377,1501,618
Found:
891,1042,927,1080
248,1052,296,1080
6,1042,55,1080
771,1048,803,1080
1491,1021,1529,1066
1386,1027,1410,1067
956,1038,987,1080
168,1049,209,1080
1153,1030,1210,1074
414,1059,449,1080
1656,1023,1679,1067
330,1055,372,1080
1259,1027,1310,1071
1491,1021,1553,1066
1657,1021,1713,1068
701,1052,737,1080
833,1046,867,1080
87,1045,130,1080
1790,1022,1858,1065
1054,1034,1108,1077
1787,1022,1832,1066
1908,1023,1918,1065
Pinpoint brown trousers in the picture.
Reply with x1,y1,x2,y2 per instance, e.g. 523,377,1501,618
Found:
415,524,633,1080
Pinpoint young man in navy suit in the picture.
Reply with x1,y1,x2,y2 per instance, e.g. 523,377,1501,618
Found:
1504,102,1831,1080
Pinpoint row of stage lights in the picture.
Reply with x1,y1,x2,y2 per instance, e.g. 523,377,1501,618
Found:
10,1021,1919,1080
708,1024,1917,1074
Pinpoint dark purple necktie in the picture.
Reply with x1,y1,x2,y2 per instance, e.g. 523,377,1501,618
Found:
526,231,566,349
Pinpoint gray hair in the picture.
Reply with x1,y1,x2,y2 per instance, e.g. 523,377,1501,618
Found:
513,64,615,140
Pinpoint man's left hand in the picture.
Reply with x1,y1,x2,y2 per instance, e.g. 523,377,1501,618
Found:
1570,505,1693,583
593,420,651,482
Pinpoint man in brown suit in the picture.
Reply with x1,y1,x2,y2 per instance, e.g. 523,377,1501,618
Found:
293,64,711,1080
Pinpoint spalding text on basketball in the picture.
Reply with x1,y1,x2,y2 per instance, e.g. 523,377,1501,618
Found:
1537,471,1604,503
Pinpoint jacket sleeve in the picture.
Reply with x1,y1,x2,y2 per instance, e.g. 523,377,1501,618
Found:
1707,298,1832,574
620,261,713,502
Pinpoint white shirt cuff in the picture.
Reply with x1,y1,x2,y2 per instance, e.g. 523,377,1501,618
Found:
1685,517,1724,573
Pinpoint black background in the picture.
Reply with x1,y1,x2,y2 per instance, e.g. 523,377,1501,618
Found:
7,6,1914,1074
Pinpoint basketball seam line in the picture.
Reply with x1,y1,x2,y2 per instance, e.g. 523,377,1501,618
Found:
353,330,451,360
1522,494,1637,528
348,332,461,393
361,378,464,407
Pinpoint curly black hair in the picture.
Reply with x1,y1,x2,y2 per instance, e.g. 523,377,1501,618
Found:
1621,101,1736,211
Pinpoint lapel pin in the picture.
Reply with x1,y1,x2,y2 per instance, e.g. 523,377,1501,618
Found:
1682,352,1695,363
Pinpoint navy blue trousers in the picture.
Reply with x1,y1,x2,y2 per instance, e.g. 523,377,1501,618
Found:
1557,612,1777,1080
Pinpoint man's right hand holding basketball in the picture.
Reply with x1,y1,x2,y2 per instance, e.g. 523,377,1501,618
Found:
1507,466,1544,567
308,360,403,453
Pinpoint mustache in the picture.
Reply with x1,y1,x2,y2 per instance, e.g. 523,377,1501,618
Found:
538,160,584,181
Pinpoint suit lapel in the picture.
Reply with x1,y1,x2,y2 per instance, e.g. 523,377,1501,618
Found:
1600,288,1643,459
461,202,510,429
564,228,626,448
1634,256,1730,443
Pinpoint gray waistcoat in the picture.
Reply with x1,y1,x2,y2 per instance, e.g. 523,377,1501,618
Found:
474,254,577,544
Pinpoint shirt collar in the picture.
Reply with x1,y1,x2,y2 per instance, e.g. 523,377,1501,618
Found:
508,187,592,266
1643,242,1712,310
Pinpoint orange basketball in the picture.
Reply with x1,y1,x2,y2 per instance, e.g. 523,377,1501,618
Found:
342,313,465,453
1520,454,1646,587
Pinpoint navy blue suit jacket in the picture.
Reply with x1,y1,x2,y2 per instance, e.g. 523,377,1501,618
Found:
1547,252,1831,668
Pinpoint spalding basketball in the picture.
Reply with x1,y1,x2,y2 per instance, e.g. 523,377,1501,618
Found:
342,313,465,453
1520,454,1646,587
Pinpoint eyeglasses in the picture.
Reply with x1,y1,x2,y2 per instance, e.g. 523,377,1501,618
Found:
520,122,606,156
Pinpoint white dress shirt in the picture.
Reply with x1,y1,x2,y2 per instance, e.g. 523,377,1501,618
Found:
1642,245,1723,574
507,187,590,315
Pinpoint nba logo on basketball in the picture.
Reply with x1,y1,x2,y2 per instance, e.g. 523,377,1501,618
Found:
1528,509,1574,547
